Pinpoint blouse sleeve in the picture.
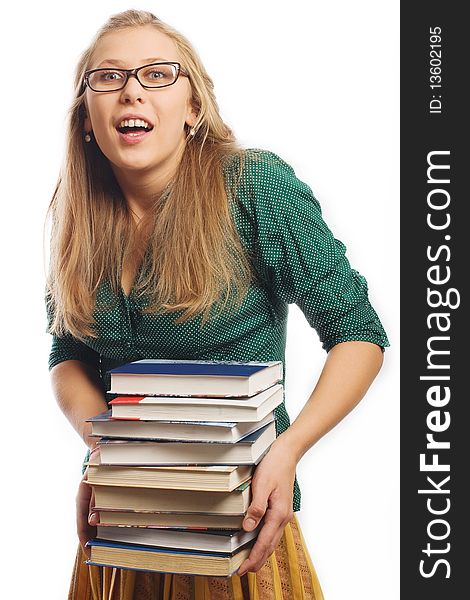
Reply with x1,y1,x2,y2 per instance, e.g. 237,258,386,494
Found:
245,150,390,352
45,291,101,372
48,333,101,372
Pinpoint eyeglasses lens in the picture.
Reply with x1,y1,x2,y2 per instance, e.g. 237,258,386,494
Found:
87,64,178,91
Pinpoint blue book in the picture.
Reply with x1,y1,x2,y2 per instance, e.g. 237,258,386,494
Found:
86,538,254,576
108,359,283,397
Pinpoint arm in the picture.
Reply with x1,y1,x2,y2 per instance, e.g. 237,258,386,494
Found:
276,341,384,460
236,151,389,575
46,290,108,553
50,359,108,556
237,341,384,576
50,359,108,450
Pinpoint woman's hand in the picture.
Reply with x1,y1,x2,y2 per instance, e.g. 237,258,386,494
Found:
76,451,100,558
237,435,297,576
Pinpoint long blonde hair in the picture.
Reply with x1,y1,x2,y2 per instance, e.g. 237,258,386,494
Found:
46,9,253,339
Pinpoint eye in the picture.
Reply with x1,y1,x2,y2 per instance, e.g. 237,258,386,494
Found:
140,64,175,85
147,69,165,80
99,70,124,82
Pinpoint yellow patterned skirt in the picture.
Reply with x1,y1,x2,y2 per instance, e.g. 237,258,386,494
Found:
68,514,324,600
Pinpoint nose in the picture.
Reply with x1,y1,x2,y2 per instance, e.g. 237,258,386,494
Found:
119,74,145,103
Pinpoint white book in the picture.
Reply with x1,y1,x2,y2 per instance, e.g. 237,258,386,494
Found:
109,383,283,422
88,410,274,442
96,524,261,553
98,422,276,466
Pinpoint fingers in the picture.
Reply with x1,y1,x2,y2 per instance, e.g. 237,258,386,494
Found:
237,504,293,576
242,473,271,532
89,510,99,526
238,457,293,575
243,499,267,532
88,483,99,526
76,473,97,559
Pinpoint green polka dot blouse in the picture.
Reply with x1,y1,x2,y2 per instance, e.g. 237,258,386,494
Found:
47,149,390,512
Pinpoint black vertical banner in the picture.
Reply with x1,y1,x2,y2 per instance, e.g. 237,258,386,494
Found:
401,3,468,598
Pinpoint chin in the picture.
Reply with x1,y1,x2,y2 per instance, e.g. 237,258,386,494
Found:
123,161,153,171
114,156,156,173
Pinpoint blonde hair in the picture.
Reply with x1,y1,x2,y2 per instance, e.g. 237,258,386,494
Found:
46,9,253,339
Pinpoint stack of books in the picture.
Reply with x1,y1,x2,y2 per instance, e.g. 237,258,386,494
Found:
85,359,284,576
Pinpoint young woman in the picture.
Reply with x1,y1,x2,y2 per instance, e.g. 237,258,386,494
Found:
46,9,389,600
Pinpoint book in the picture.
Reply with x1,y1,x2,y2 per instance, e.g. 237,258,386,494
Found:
91,480,251,514
96,510,245,530
109,383,283,422
87,539,252,577
108,359,283,397
98,421,276,465
88,409,274,442
86,461,253,492
96,524,260,553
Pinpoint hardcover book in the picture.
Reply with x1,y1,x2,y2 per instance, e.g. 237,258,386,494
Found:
86,461,253,492
86,539,253,577
91,480,251,514
88,409,274,442
97,421,276,465
96,523,260,553
108,359,283,397
109,384,283,422
96,510,245,530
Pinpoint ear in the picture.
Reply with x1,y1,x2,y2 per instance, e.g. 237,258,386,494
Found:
83,101,92,132
185,98,198,128
84,112,92,132
185,114,197,129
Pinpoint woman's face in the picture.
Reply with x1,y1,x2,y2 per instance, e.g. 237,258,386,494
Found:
84,25,196,181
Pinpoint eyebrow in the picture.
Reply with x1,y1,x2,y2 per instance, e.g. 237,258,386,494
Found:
95,57,172,68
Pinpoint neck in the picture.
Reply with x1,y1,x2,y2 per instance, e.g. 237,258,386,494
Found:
111,144,185,222
112,166,172,223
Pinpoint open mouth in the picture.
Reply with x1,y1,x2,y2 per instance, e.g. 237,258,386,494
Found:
116,119,154,137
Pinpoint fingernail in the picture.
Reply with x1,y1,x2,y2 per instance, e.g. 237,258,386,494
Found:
88,512,98,525
244,518,256,530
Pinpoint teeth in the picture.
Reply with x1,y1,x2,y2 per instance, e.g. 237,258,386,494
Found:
119,118,151,129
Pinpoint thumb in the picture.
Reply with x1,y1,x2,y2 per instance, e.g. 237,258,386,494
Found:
88,485,99,525
88,511,99,526
243,488,269,531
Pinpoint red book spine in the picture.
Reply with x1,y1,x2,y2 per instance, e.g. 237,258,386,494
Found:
109,395,146,405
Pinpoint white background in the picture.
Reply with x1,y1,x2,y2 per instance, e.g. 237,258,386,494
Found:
0,1,399,598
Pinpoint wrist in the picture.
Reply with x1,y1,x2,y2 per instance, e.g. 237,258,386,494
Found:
273,418,320,463
270,431,303,465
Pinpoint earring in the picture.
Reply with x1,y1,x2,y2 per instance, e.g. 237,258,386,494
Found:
189,127,196,137
84,132,92,143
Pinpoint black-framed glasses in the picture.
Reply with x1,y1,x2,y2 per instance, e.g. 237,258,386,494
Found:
84,62,189,92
